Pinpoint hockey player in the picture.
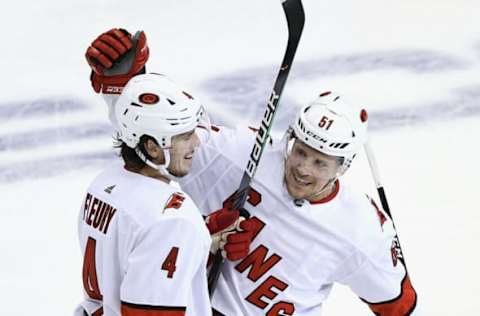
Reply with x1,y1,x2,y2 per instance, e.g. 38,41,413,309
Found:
180,94,419,316
76,59,247,314
85,28,419,315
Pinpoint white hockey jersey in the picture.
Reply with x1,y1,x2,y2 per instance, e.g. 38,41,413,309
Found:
74,162,212,316
178,126,418,316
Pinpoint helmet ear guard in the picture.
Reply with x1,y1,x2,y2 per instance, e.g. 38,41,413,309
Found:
283,127,295,158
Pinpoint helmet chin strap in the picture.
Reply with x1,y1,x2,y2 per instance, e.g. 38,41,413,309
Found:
293,176,338,207
283,129,295,159
135,147,173,178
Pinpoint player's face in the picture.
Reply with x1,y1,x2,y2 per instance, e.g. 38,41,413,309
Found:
284,140,340,200
167,130,200,177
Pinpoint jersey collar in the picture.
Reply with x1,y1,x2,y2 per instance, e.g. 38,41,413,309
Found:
309,180,340,205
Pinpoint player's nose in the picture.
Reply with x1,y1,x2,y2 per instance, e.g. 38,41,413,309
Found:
294,162,309,177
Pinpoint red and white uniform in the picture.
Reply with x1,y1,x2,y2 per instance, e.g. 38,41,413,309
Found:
178,126,418,316
74,162,212,316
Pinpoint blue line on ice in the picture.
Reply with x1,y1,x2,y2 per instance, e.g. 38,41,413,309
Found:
1,49,478,183
0,97,88,119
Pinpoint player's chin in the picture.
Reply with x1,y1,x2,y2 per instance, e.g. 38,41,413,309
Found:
170,160,193,177
289,188,313,200
285,178,313,200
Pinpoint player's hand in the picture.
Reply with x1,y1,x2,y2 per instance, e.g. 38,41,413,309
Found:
220,218,255,261
206,208,241,254
85,28,149,94
206,208,254,261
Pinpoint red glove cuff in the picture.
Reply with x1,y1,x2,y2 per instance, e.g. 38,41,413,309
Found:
206,209,240,235
90,71,144,94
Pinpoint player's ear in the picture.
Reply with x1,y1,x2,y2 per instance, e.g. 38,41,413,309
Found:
143,138,163,161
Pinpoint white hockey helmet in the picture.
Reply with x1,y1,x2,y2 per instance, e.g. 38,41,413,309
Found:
290,91,368,173
115,73,207,149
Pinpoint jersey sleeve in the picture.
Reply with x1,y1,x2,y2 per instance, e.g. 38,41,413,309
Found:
119,217,207,314
337,205,419,315
102,94,121,128
192,125,255,177
177,126,255,215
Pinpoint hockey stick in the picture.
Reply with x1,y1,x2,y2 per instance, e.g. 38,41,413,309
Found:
364,139,410,268
208,0,305,296
364,141,394,220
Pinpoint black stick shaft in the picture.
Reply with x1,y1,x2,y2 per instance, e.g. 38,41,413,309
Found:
364,142,394,220
208,0,305,296
377,186,392,219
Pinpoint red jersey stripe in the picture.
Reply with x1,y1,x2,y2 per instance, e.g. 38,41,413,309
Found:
364,275,417,316
309,180,340,204
121,301,186,316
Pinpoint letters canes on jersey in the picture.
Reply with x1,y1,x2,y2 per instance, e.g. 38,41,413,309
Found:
208,0,305,296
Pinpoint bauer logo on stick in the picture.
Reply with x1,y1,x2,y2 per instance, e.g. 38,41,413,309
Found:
246,90,279,177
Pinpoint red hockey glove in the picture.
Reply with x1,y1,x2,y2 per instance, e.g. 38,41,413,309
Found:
85,28,149,94
206,208,241,253
220,219,255,261
206,208,255,261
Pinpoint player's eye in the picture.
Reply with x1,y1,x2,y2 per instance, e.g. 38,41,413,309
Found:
296,148,306,157
314,159,327,168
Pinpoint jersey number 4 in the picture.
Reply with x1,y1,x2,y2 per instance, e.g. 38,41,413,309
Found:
83,237,102,300
82,237,103,316
83,238,180,300
161,246,179,278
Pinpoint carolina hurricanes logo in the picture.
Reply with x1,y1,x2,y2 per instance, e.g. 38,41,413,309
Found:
139,93,159,105
164,192,186,210
376,207,387,227
368,196,387,228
